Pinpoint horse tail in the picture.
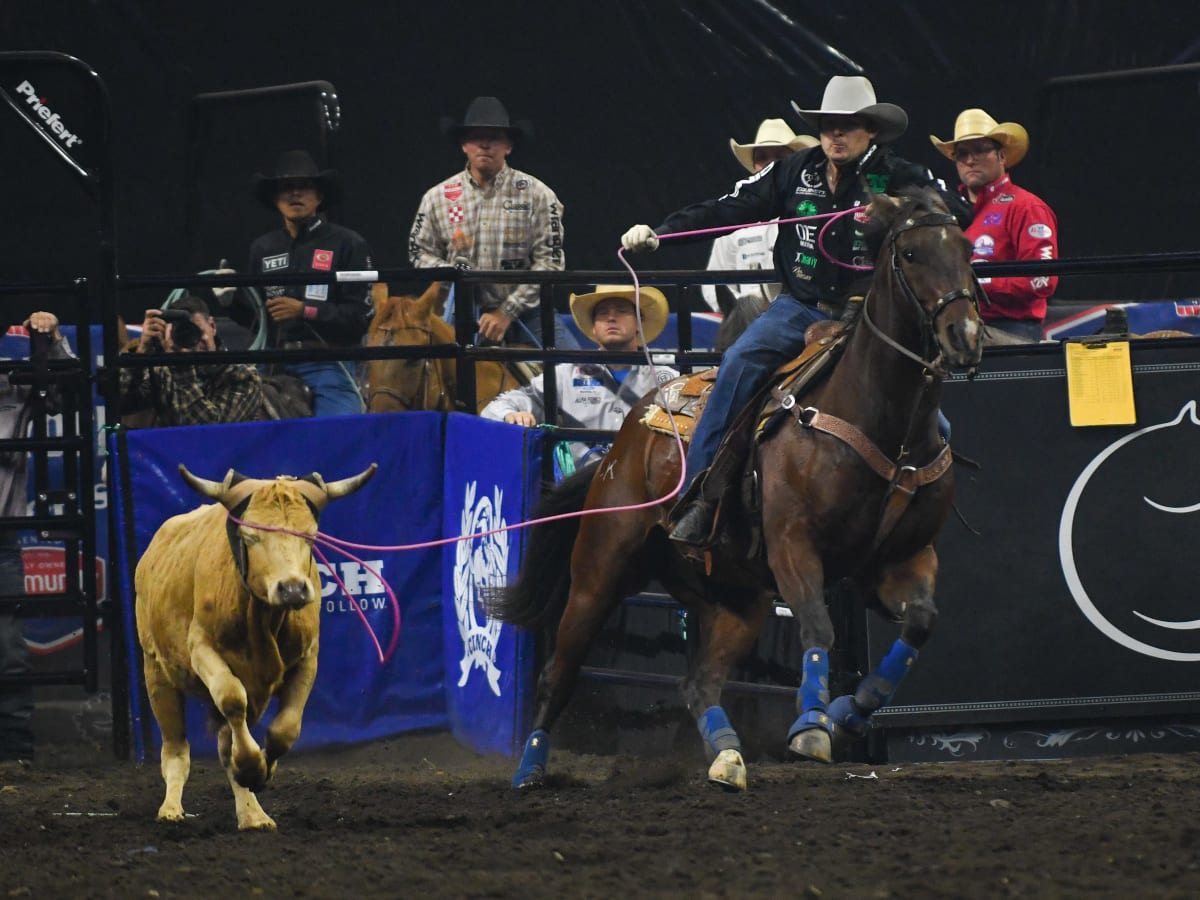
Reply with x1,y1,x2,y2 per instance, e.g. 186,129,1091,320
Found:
485,464,597,629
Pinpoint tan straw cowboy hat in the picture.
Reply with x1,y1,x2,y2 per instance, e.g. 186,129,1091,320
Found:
930,108,1029,168
569,285,668,345
729,119,819,174
791,75,908,144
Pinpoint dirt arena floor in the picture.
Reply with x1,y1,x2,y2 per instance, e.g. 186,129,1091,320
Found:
3,729,1200,899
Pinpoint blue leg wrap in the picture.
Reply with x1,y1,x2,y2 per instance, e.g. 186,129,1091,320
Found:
828,695,866,737
788,649,832,740
797,648,830,714
512,729,550,789
697,706,742,762
854,638,919,715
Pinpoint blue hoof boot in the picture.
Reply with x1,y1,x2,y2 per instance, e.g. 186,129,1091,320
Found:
512,729,550,790
828,695,866,741
786,708,833,763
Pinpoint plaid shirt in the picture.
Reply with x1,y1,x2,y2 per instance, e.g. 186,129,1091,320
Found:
119,361,264,427
409,164,564,318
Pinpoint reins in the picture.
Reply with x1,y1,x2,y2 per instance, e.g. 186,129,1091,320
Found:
860,211,977,379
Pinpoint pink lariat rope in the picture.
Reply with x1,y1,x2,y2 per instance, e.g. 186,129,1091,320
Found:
225,207,873,663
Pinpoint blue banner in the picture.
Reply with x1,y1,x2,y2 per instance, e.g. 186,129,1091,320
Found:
113,413,448,759
441,414,541,757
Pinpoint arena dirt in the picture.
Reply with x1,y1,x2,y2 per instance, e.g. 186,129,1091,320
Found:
3,731,1200,898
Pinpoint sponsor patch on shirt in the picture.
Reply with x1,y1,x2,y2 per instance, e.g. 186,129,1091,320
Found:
444,181,464,202
311,249,333,271
982,213,1004,226
262,252,289,271
448,205,465,224
1028,223,1053,239
572,375,602,390
305,284,329,301
972,235,995,257
996,193,1015,204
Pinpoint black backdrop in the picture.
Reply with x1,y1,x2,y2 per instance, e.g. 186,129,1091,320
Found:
2,0,1199,321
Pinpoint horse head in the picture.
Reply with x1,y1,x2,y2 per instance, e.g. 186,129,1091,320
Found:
865,188,983,374
363,282,456,412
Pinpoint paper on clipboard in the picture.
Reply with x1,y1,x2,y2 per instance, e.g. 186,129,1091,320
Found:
1064,339,1136,426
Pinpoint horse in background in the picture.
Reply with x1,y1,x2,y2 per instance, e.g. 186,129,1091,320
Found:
363,282,538,414
489,187,984,792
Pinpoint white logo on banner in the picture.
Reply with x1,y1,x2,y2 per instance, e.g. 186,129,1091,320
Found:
453,480,507,695
1060,401,1200,661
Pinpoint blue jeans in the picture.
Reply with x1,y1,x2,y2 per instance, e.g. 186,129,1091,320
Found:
684,294,952,489
287,361,363,417
684,294,827,489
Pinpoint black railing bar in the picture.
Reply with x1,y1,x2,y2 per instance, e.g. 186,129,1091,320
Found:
191,80,338,106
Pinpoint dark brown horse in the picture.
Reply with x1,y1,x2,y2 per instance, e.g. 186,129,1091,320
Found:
363,282,536,414
490,188,984,790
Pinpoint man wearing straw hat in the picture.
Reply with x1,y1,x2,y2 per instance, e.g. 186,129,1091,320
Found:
622,75,967,548
482,285,676,471
931,108,1059,344
701,119,819,312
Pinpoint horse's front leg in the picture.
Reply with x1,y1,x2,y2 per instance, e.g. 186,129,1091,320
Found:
681,589,772,792
828,544,938,746
513,582,625,790
768,538,836,764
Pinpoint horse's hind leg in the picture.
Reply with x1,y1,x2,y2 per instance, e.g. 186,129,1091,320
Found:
681,591,771,792
828,546,939,748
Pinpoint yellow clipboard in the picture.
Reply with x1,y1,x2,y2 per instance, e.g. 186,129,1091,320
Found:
1064,338,1136,426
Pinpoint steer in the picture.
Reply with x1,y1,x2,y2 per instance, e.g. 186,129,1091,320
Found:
135,463,377,831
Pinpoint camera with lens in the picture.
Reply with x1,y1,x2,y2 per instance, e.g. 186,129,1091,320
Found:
160,308,203,350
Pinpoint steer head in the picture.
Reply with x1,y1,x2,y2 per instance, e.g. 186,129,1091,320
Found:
179,463,378,609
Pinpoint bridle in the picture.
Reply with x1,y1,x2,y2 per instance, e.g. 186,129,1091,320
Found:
364,308,451,412
860,211,981,379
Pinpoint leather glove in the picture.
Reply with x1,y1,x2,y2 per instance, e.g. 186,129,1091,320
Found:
621,224,660,253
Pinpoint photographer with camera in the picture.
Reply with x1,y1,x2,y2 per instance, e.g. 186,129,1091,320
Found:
119,295,267,428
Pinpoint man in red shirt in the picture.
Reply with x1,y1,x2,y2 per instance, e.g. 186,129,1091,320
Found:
931,109,1058,344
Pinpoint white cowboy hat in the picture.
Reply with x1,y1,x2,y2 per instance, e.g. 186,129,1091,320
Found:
569,285,668,345
729,118,819,173
790,75,908,144
930,108,1029,168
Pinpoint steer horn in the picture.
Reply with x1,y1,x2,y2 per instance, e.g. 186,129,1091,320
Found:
294,463,379,510
179,465,269,509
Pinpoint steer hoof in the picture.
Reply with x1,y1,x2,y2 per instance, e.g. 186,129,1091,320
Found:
707,748,747,792
788,728,833,763
233,755,270,792
237,812,277,832
156,802,185,823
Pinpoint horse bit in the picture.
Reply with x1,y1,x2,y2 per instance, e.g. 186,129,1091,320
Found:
861,211,981,379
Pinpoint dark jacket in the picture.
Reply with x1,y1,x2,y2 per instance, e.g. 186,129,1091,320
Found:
246,217,374,347
657,144,971,313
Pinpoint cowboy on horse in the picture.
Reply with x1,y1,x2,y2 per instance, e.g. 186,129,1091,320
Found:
622,75,971,548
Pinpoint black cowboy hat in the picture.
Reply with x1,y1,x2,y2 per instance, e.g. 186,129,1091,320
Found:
440,96,533,146
252,149,341,211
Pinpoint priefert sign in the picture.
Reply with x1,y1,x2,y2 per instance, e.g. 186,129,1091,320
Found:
13,79,83,148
